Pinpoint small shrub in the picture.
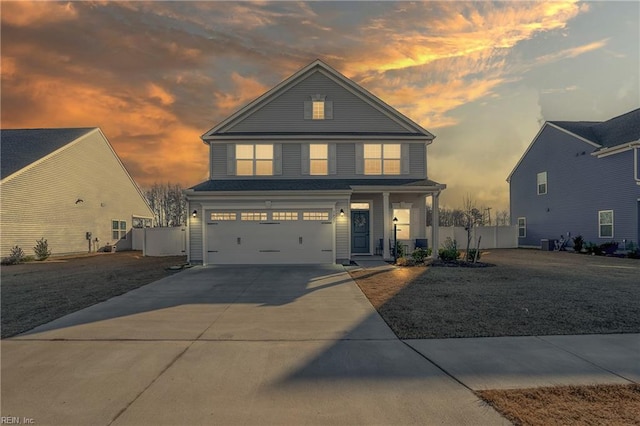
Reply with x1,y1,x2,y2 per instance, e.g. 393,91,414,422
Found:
396,257,416,266
33,238,51,261
572,235,584,252
466,249,481,262
393,241,406,259
585,242,602,256
2,245,25,265
599,241,618,256
411,247,432,263
439,237,460,261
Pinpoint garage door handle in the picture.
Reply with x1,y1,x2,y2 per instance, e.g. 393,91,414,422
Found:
208,250,218,253
237,237,241,245
299,237,303,244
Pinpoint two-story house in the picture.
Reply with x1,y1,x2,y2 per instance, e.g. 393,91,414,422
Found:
508,108,640,249
185,60,446,265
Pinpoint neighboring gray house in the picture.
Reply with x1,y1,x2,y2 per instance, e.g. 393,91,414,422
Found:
186,60,446,265
1,128,154,256
508,108,640,248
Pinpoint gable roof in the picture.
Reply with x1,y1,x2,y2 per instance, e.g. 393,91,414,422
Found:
1,128,96,179
202,59,435,141
549,108,640,149
508,108,640,182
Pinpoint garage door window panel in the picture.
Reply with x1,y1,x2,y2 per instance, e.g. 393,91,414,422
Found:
241,212,268,221
303,212,329,221
273,212,299,220
210,213,237,221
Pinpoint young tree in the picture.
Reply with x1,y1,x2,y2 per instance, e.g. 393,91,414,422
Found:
145,182,187,227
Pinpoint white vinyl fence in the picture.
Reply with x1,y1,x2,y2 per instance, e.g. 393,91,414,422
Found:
131,227,187,256
427,226,518,250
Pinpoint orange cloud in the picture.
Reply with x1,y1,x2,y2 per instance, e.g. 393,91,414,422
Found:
1,1,78,27
213,72,270,116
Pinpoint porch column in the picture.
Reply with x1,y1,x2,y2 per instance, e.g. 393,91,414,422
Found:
431,191,440,259
383,192,390,259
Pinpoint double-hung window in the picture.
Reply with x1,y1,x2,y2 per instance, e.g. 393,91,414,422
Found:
393,208,410,239
236,144,273,176
517,217,526,238
537,172,547,195
112,220,126,240
364,144,401,175
310,144,328,175
312,101,325,120
598,210,613,238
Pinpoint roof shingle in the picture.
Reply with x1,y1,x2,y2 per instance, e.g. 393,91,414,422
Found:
1,128,95,179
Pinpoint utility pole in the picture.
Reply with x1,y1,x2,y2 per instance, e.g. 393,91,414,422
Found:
485,207,492,226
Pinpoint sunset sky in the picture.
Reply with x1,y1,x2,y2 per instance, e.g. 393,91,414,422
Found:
1,1,638,211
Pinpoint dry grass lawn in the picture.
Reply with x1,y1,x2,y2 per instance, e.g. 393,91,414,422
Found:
478,384,640,426
350,249,640,425
351,249,640,339
1,251,187,338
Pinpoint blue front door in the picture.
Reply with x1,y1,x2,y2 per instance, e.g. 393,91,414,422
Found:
351,210,370,253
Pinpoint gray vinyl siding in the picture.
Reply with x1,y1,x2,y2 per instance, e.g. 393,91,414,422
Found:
188,202,203,263
0,131,154,257
211,142,426,179
510,125,640,247
226,72,410,134
335,200,350,262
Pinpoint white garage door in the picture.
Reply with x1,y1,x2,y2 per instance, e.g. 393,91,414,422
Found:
206,210,334,265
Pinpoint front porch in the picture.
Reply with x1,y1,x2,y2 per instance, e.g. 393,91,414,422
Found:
347,182,445,261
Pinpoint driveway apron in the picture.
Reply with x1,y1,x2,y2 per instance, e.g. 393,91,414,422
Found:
2,265,506,425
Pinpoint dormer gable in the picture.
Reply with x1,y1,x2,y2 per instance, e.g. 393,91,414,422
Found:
202,60,434,141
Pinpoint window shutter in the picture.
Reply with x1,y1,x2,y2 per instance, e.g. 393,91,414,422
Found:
227,144,235,176
325,101,333,120
301,144,310,175
328,143,337,174
401,143,410,175
274,144,282,175
304,101,312,120
355,143,364,175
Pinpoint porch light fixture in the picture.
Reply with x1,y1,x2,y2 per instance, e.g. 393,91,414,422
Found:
393,217,398,263
340,209,345,217
192,210,198,218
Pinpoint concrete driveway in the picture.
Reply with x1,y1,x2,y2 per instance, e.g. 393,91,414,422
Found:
1,265,506,425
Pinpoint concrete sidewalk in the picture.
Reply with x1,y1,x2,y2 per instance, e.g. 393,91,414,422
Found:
406,333,640,390
1,265,507,426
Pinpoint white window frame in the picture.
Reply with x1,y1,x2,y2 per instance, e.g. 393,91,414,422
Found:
364,144,401,175
112,220,127,240
598,210,614,238
517,217,526,238
236,144,273,176
312,101,325,120
392,208,411,240
537,171,547,195
309,144,328,175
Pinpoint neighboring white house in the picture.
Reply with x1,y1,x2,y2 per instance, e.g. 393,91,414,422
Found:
186,59,446,265
0,127,154,256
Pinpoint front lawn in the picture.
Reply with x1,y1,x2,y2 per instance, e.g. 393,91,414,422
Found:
351,249,640,339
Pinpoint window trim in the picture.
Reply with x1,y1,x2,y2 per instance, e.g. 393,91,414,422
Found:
537,171,547,195
112,219,127,240
598,210,614,238
364,143,401,175
309,143,328,175
517,217,526,238
235,144,274,176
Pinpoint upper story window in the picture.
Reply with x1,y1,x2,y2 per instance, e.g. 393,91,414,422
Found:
304,94,332,120
310,144,328,175
236,144,273,176
312,101,325,120
364,144,401,175
537,171,547,195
